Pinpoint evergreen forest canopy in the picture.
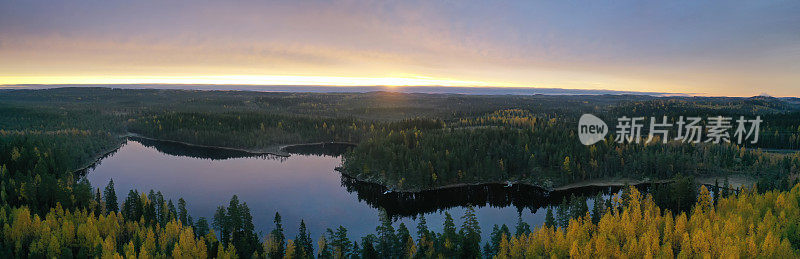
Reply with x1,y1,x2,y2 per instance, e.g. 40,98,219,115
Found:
1,87,800,257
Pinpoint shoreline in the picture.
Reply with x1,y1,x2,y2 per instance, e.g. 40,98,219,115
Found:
336,168,673,194
337,168,752,194
127,133,292,157
73,132,356,174
70,139,127,174
77,133,757,194
127,132,356,157
551,178,674,191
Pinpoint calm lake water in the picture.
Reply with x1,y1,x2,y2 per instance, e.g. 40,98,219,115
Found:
86,137,618,240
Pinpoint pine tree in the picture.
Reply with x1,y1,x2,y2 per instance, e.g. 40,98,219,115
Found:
121,190,141,221
360,235,378,259
103,179,118,213
237,202,259,257
396,223,411,257
722,177,731,198
212,206,228,246
442,212,458,257
592,193,604,224
514,214,530,236
556,197,568,228
295,220,313,258
326,226,351,259
489,225,501,253
317,235,332,259
375,210,397,257
93,188,102,215
487,224,511,257
269,212,286,259
459,206,481,258
195,217,210,237
415,215,431,257
545,207,556,227
178,198,188,224
416,215,429,241
568,194,587,219
155,191,166,226
350,241,360,259
167,200,177,221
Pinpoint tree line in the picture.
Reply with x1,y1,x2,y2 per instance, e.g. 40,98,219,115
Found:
342,109,800,191
3,179,800,257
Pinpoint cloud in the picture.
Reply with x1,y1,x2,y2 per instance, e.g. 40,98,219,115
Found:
0,0,798,96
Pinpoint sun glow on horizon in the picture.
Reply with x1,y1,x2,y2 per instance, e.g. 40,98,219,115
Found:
0,75,520,88
1,1,798,96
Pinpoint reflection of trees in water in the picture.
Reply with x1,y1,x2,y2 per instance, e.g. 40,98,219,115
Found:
131,137,352,161
75,144,123,176
340,175,646,219
280,142,353,157
131,137,287,161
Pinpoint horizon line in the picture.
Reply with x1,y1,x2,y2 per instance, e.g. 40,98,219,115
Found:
0,83,712,97
3,83,795,98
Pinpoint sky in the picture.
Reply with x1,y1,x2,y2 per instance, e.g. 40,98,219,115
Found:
1,0,799,97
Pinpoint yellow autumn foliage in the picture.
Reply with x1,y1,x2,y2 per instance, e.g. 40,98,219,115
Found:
497,185,800,258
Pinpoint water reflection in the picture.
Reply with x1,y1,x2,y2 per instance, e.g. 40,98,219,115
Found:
281,142,354,157
86,137,634,239
132,136,286,161
341,176,632,218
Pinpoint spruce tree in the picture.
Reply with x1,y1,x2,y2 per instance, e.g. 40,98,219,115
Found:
350,241,360,259
545,207,556,227
195,217,210,237
592,193,604,224
722,177,731,198
103,179,118,213
212,205,229,247
360,235,378,259
178,198,188,224
442,212,458,257
556,197,569,228
326,226,351,258
396,223,411,257
295,219,313,258
416,215,429,241
376,210,398,257
459,206,481,258
269,212,286,259
514,214,530,236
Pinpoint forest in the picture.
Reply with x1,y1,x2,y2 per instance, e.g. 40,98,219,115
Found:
1,87,800,257
2,178,799,257
341,109,800,191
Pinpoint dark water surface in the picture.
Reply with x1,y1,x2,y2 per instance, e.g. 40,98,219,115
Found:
86,138,620,239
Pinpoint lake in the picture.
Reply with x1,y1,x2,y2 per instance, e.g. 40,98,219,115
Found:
85,137,619,240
